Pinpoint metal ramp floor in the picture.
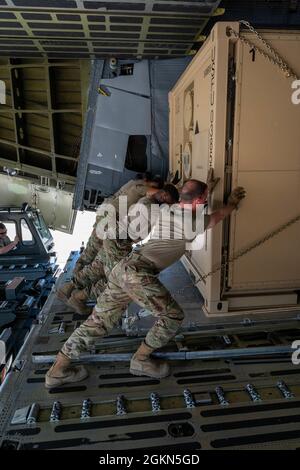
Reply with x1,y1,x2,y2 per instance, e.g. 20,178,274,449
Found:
1,252,300,450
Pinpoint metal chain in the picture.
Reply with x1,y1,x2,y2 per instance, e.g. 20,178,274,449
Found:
228,20,299,80
195,213,300,284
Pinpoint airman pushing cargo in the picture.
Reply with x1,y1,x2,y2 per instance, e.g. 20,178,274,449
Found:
56,172,165,313
45,177,245,388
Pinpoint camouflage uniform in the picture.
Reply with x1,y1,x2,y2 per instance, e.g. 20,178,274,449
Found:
87,236,133,300
73,245,106,290
72,180,147,291
61,251,184,358
73,210,133,299
72,216,103,277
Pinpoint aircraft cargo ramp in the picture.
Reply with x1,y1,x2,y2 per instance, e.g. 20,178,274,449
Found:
1,251,300,450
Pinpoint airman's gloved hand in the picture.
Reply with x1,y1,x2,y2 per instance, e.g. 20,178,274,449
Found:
228,187,246,208
206,168,220,193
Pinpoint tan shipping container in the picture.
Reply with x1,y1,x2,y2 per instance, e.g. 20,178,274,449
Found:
169,22,300,315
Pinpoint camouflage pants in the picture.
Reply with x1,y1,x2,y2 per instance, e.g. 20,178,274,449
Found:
88,238,133,300
74,237,133,299
73,225,103,277
73,213,112,290
61,252,184,359
73,251,106,291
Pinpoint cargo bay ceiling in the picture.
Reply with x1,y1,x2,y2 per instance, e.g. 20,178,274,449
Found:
0,58,89,185
0,0,223,188
0,1,298,190
0,1,223,59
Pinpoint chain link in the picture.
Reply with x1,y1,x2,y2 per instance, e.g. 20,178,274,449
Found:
228,20,299,80
195,213,300,284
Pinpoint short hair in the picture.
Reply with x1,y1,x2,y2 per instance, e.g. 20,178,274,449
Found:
0,223,6,230
180,179,208,202
163,184,179,203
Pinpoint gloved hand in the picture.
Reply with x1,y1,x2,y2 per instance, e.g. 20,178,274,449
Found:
227,187,246,208
206,168,220,193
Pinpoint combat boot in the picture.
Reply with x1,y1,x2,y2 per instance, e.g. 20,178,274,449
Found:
45,352,88,389
130,341,170,379
67,288,92,316
57,281,75,302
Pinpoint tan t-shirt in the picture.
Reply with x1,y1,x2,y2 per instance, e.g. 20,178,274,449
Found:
136,204,208,271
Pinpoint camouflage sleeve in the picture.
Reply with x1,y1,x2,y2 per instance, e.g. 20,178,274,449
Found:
135,183,147,197
114,180,135,197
